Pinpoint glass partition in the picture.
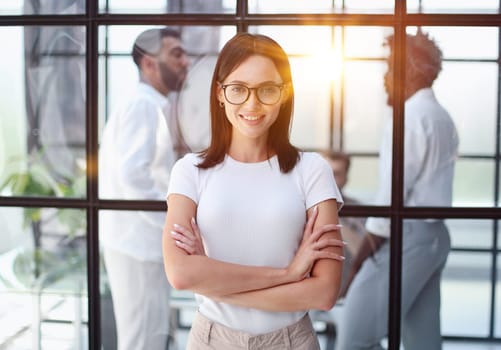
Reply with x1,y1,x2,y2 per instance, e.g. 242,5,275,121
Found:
248,0,395,14
407,0,499,14
98,0,233,14
0,206,87,349
0,0,85,15
400,27,499,208
0,26,87,199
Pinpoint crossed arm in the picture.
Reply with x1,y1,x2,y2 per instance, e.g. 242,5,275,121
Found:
162,194,344,312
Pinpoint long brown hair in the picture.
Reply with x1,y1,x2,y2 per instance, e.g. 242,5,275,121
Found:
197,33,299,173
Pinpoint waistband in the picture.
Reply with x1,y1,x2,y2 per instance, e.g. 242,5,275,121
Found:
192,311,316,349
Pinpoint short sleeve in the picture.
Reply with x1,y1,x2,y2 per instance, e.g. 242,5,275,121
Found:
166,153,200,204
300,152,344,211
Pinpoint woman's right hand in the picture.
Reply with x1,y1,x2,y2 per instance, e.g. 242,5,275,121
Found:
170,217,206,256
286,206,345,282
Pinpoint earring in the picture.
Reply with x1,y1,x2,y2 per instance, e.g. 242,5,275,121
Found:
219,101,224,108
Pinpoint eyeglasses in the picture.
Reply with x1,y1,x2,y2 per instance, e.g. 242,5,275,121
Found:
220,83,285,105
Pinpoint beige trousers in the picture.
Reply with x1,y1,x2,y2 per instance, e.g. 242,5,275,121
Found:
186,311,320,350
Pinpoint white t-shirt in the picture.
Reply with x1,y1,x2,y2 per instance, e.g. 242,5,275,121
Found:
167,151,343,334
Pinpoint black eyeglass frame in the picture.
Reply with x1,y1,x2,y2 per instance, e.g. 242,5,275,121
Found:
219,83,286,105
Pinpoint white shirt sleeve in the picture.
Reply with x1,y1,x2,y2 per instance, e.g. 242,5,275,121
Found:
365,119,392,237
302,153,344,211
166,153,200,204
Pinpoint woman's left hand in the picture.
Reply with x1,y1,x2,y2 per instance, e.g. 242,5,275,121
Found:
170,218,206,256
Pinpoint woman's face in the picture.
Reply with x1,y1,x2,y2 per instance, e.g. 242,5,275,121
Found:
218,55,287,144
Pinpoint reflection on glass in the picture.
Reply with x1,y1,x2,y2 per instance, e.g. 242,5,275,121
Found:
407,0,499,14
0,0,85,15
0,207,87,349
248,0,394,14
99,0,232,14
0,26,87,199
442,252,491,336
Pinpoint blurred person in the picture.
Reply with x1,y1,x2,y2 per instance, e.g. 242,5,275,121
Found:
162,33,345,350
336,31,458,350
99,27,189,350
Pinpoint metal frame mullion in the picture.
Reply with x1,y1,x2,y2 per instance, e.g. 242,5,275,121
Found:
387,1,406,349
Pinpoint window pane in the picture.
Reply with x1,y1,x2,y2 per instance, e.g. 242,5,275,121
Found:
249,0,394,14
0,26,87,199
344,156,380,204
442,252,491,336
0,0,85,15
413,27,498,60
402,27,498,208
407,0,499,14
99,0,233,14
400,220,492,338
344,60,389,153
446,219,494,249
0,206,87,348
453,159,495,207
99,209,166,348
98,25,234,200
344,27,392,59
435,62,498,156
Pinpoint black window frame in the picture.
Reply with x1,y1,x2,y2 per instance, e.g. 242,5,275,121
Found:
1,1,501,349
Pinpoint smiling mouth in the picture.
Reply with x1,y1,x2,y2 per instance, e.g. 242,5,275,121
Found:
240,115,262,121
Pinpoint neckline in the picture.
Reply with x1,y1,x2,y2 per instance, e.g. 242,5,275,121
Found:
225,154,277,167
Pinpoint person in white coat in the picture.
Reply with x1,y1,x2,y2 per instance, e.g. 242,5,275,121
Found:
336,31,459,350
99,27,189,350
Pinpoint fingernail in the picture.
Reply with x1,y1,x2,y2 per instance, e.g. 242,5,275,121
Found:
173,223,180,229
175,240,181,246
314,205,318,212
342,241,348,245
340,256,346,260
191,217,196,224
336,224,343,228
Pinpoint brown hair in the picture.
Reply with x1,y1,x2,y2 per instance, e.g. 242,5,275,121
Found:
197,33,299,173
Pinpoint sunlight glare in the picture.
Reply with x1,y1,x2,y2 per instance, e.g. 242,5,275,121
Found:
309,47,344,83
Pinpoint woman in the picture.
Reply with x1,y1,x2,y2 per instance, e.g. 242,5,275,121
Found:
162,33,344,349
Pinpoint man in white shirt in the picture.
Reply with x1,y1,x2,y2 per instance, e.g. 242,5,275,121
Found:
336,31,458,350
99,27,189,350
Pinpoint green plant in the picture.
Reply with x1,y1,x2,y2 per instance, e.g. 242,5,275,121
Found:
0,149,86,282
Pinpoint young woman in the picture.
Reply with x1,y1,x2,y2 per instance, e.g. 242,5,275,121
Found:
162,33,345,349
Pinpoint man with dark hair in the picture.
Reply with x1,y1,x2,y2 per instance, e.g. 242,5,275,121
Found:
336,31,458,350
99,27,189,350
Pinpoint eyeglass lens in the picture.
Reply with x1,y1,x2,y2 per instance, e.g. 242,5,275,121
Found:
223,84,282,105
